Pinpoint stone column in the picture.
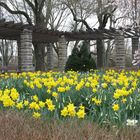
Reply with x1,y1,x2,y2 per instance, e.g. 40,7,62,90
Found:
132,37,139,59
17,39,21,71
47,43,53,70
58,35,67,71
19,29,34,72
115,32,126,68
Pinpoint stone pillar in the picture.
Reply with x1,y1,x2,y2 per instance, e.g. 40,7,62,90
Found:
17,39,21,71
19,29,34,72
58,35,67,71
132,37,139,59
115,32,126,68
47,43,53,70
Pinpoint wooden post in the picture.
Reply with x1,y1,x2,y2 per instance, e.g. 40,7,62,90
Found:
115,32,126,68
58,35,67,71
19,29,34,72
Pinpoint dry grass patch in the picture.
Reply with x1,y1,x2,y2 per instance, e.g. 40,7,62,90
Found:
0,110,140,140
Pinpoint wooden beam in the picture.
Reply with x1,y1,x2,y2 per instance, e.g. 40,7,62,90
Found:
12,22,23,29
0,21,14,27
5,21,14,26
0,19,5,23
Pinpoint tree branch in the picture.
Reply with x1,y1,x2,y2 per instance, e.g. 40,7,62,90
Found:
39,0,46,13
34,0,39,10
64,3,92,31
0,2,32,25
24,0,35,13
45,0,52,25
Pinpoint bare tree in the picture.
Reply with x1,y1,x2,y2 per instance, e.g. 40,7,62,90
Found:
0,40,15,67
0,0,16,68
0,0,71,71
62,0,117,68
0,0,46,70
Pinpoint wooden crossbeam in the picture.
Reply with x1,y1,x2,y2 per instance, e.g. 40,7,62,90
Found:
34,27,46,33
0,21,14,27
4,21,14,26
11,22,23,29
22,24,33,30
0,19,140,43
0,19,5,23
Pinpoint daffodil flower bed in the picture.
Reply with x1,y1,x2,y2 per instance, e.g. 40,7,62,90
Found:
0,70,140,126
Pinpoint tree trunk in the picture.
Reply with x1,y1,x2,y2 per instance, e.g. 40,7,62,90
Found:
47,43,53,70
34,43,45,71
34,13,46,71
105,40,111,67
97,39,105,68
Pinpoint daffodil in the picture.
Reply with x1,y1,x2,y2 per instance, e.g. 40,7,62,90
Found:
77,109,86,119
33,112,41,119
112,104,119,111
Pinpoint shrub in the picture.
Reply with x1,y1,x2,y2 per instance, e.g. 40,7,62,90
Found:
65,41,97,72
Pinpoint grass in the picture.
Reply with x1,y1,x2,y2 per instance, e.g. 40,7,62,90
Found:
0,110,140,140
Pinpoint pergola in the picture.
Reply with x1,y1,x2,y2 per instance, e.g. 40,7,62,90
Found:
0,19,139,71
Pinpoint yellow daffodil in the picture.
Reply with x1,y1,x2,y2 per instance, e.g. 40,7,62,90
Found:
112,104,119,111
33,112,41,119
